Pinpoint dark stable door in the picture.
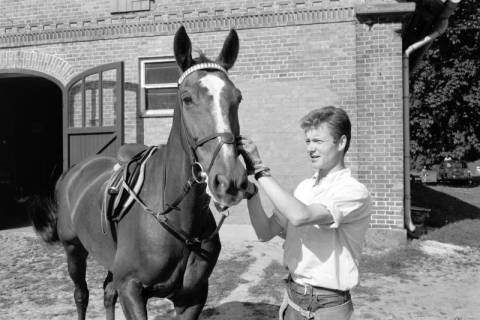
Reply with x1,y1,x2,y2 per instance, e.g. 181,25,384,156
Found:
63,62,124,170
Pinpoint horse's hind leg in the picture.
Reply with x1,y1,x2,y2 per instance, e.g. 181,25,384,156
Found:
103,271,118,320
63,241,89,320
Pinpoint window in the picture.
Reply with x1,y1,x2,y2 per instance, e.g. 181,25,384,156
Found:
111,0,150,13
139,57,181,117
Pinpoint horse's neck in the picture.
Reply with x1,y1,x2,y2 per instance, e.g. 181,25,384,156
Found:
164,113,206,207
158,118,208,234
165,126,190,187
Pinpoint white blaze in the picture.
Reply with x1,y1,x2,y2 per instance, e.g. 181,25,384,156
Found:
199,74,228,131
199,74,230,158
199,74,230,204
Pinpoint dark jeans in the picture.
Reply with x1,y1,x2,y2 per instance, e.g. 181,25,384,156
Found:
279,279,354,320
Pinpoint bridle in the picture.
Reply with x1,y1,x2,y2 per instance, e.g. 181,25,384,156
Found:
121,62,239,250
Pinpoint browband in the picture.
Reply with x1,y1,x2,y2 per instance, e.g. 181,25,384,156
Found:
177,62,227,85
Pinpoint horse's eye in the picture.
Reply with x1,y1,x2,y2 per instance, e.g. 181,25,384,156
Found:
182,96,193,105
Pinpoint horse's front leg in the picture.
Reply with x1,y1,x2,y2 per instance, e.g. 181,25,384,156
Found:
103,271,118,320
173,281,209,320
117,278,147,320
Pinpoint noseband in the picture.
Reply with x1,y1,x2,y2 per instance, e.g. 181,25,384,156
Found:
177,62,238,183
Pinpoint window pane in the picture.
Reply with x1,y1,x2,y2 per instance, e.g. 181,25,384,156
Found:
85,73,100,127
102,69,117,126
145,61,180,84
68,80,83,128
146,88,178,110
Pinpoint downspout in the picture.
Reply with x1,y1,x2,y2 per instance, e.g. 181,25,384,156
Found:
403,0,461,232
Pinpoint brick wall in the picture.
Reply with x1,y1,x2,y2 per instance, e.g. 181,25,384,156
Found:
0,0,408,233
356,22,404,230
0,0,363,27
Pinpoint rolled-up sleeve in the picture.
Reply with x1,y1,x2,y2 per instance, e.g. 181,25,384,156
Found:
321,184,371,229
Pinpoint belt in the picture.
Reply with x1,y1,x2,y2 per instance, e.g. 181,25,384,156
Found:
288,277,349,297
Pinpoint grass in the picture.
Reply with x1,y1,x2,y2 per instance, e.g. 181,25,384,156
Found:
411,179,480,248
411,182,480,227
422,219,480,248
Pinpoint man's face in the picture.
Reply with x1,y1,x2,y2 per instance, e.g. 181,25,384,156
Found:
304,123,345,171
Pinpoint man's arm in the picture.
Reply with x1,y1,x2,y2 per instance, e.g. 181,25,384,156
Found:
237,135,334,228
246,188,285,242
257,176,334,227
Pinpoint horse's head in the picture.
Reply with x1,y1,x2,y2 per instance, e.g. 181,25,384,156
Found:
173,26,248,210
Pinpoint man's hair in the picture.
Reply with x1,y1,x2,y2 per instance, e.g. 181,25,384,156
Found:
299,106,351,154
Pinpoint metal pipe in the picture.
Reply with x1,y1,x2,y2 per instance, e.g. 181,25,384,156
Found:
405,0,462,57
403,53,415,232
403,0,461,233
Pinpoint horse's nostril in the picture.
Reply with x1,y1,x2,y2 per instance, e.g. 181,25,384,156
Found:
239,179,248,190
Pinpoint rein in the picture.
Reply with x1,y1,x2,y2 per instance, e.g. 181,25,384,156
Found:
120,63,236,249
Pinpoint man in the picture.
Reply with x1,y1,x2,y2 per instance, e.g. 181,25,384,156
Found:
238,106,371,320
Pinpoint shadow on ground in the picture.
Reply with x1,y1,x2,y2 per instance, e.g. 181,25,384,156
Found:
201,302,278,320
411,182,480,228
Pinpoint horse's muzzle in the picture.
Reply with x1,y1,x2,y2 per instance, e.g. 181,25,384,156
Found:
209,165,248,206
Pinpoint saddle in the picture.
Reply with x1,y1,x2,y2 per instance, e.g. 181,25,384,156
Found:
101,144,158,233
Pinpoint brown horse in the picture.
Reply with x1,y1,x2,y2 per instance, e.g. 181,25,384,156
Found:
30,26,248,320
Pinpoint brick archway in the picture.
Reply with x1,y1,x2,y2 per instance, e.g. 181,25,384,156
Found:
0,51,74,86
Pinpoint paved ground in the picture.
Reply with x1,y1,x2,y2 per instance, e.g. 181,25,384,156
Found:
1,223,480,320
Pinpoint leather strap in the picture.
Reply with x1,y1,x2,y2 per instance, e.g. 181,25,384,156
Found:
283,289,315,319
178,63,227,85
289,278,348,296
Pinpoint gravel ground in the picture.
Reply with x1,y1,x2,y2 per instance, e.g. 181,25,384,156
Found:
1,225,479,320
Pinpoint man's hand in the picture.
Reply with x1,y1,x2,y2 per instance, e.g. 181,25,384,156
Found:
244,181,258,200
237,136,266,175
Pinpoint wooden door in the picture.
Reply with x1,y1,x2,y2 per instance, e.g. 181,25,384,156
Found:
63,62,124,170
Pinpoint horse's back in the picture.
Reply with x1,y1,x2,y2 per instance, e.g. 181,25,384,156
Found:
55,155,117,256
58,155,116,210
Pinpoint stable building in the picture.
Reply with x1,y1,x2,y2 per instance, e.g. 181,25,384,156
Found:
0,0,428,245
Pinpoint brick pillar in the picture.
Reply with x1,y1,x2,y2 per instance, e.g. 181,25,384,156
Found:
355,2,415,247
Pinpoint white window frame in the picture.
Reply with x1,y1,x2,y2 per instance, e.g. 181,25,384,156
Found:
139,57,178,117
111,0,150,14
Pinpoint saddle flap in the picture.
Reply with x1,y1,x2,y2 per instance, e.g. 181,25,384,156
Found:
102,146,158,232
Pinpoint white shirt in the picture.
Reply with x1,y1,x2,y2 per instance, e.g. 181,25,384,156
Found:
281,168,371,291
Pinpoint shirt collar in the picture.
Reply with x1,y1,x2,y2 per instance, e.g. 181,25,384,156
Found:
312,168,350,186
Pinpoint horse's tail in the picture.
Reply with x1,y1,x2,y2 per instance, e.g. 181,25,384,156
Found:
26,195,60,244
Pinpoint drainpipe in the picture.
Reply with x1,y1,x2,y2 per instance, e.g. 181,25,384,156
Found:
403,0,461,232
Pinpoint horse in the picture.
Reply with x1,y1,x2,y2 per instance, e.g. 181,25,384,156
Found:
29,26,248,320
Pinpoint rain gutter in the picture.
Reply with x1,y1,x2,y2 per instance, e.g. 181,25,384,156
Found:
403,0,461,232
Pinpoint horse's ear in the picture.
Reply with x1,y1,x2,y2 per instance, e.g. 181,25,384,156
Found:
216,29,239,71
174,26,193,71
